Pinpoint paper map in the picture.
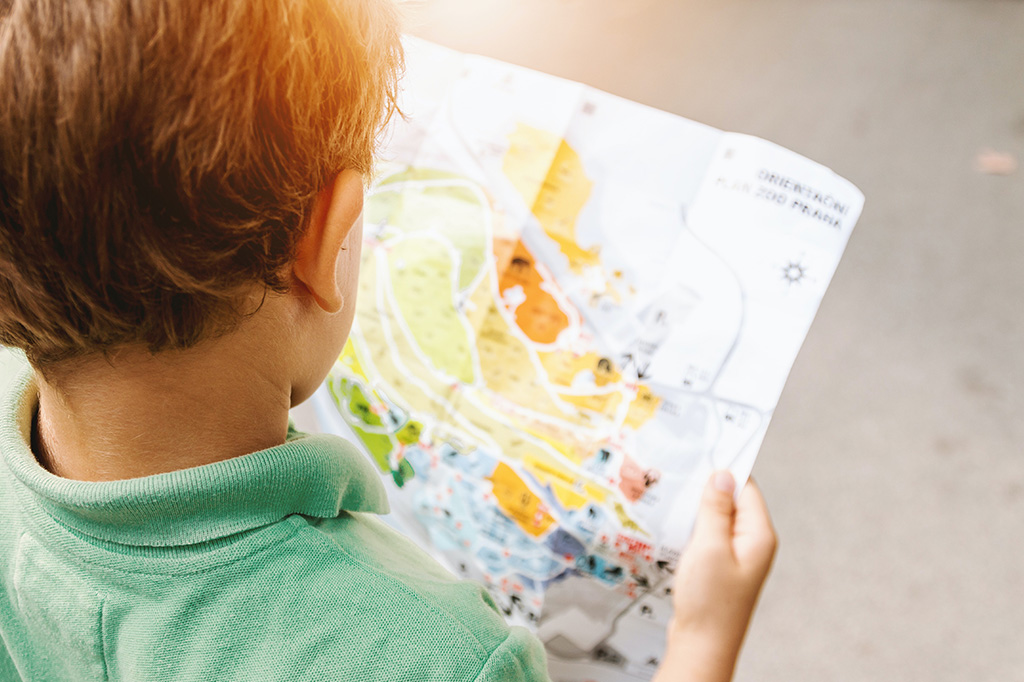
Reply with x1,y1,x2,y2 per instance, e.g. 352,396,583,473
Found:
309,38,864,681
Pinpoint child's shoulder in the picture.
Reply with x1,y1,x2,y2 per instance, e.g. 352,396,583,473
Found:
0,365,549,681
250,511,551,681
90,511,549,681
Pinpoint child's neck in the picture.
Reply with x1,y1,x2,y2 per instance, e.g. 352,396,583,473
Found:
33,334,293,482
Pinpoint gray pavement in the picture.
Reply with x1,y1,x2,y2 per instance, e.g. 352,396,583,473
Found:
405,1,1024,680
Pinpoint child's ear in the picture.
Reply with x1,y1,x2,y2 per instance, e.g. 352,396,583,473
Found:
293,170,364,313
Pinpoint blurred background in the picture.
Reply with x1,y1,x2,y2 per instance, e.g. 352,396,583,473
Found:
399,1,1024,680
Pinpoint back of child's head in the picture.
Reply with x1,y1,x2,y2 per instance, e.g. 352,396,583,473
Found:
0,0,402,368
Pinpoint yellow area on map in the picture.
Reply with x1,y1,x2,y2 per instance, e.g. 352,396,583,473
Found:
582,482,611,504
547,480,588,512
353,253,465,431
538,350,621,388
526,416,617,467
503,124,598,272
369,182,488,293
501,123,561,208
614,502,644,534
624,385,663,430
470,287,568,417
488,463,556,537
338,339,369,382
389,237,476,385
523,456,595,511
559,391,623,418
525,428,580,461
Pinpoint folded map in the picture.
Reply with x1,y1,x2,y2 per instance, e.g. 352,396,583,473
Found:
310,37,864,682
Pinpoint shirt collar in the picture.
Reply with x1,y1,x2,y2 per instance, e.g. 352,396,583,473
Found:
1,365,389,547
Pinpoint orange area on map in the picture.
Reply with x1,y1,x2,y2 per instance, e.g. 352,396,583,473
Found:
625,385,662,430
488,463,556,537
495,238,570,345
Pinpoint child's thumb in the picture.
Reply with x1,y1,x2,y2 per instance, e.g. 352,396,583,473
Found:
691,471,737,545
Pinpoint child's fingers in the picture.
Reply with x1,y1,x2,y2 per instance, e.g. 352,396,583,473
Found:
732,478,777,569
734,478,772,535
690,470,738,547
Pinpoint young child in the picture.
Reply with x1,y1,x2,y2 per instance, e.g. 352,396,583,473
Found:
0,1,775,680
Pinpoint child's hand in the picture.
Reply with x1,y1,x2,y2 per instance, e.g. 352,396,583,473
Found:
654,472,776,682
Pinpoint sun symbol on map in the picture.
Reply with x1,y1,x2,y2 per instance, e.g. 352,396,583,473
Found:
781,260,808,286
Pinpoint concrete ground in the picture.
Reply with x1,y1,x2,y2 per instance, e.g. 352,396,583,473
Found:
402,1,1024,680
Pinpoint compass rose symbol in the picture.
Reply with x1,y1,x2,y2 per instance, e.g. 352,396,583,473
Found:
781,260,808,286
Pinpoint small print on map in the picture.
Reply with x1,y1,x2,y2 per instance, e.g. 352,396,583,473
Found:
310,37,864,682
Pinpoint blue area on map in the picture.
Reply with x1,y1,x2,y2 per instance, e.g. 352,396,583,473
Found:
576,553,626,586
545,528,586,559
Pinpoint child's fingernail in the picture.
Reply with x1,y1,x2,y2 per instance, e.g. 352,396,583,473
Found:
713,470,735,494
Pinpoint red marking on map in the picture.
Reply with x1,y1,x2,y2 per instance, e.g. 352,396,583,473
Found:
616,534,653,557
618,455,661,503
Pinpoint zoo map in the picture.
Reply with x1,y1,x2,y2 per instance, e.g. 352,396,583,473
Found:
309,38,864,682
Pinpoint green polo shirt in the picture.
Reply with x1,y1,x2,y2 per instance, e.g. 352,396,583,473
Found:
0,351,549,681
